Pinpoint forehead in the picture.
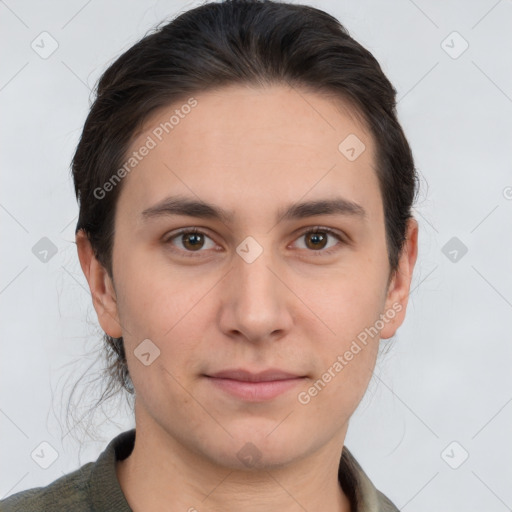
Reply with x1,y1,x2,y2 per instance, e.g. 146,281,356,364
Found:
116,84,381,226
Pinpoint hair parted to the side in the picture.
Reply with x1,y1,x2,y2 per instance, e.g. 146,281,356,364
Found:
67,0,419,502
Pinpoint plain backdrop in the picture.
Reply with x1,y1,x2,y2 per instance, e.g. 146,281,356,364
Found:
1,0,511,510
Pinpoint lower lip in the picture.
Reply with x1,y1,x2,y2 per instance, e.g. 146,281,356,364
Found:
205,376,305,402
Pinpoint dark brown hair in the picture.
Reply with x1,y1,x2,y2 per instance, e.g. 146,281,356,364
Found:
69,1,418,504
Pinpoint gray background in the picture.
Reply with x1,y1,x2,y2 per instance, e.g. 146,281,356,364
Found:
1,0,511,510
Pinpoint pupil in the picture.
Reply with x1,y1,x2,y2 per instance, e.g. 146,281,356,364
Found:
185,233,203,249
308,232,326,249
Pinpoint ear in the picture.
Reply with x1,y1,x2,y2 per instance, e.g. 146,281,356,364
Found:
75,229,123,338
380,217,419,340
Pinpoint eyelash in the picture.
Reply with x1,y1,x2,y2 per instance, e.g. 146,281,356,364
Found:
162,226,347,258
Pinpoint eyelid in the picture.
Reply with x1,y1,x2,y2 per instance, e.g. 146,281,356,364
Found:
162,226,214,243
292,225,347,242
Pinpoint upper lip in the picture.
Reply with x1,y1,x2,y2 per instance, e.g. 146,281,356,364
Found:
206,368,304,382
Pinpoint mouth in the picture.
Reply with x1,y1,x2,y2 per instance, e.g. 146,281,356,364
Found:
203,368,307,402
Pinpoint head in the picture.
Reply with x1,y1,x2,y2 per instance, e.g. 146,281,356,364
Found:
73,0,418,480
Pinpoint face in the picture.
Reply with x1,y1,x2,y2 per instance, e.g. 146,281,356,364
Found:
78,83,418,470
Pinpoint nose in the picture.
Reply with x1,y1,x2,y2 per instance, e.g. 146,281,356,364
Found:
218,242,294,344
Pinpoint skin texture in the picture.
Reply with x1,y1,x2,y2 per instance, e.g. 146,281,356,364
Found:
76,83,418,512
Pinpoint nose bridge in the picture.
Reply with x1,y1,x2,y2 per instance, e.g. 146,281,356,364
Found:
223,237,290,341
237,249,276,297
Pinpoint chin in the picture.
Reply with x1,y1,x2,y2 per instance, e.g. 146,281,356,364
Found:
201,425,304,470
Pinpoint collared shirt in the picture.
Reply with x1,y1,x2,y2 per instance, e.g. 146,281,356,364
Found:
0,429,399,511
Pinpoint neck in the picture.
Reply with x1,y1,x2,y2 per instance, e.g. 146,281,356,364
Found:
116,417,352,512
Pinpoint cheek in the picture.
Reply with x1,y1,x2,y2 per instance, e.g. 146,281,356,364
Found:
301,262,386,392
306,260,387,336
298,281,383,418
113,246,206,338
113,263,216,396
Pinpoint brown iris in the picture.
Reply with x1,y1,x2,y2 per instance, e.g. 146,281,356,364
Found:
304,231,328,250
182,232,205,251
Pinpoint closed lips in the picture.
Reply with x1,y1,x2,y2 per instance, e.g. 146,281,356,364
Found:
205,369,305,382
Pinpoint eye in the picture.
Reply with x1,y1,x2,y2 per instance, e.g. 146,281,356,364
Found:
163,228,217,256
163,226,347,258
291,227,345,255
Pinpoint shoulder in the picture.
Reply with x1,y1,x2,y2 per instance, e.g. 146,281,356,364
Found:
0,462,94,512
0,429,135,512
375,489,401,512
341,446,400,512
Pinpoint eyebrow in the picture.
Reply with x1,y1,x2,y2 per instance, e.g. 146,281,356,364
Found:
140,195,367,224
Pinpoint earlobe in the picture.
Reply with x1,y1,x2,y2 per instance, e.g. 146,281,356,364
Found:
75,230,123,339
380,218,419,340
